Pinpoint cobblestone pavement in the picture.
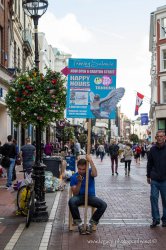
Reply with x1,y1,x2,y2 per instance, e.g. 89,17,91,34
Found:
48,156,166,250
0,156,166,250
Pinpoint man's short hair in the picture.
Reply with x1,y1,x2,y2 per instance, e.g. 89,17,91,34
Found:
7,135,12,142
156,130,165,136
26,137,31,143
77,158,86,167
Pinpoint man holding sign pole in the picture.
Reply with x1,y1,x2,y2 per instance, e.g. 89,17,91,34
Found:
68,155,107,234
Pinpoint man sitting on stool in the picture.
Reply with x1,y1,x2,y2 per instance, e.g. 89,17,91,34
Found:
68,155,107,234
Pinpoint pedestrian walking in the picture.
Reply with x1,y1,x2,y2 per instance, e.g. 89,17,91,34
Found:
97,143,105,162
147,130,166,228
109,141,119,175
123,143,133,176
68,155,107,234
20,137,36,174
74,139,81,159
134,144,141,164
1,135,17,189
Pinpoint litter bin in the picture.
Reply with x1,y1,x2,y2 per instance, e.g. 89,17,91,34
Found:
43,157,61,178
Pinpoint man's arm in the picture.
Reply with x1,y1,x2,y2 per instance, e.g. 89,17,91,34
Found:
147,149,153,184
71,175,83,196
86,154,97,177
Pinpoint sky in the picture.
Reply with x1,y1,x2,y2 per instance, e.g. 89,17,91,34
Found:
39,0,166,120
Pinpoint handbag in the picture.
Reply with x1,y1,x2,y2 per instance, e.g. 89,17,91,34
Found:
1,156,10,169
120,157,125,163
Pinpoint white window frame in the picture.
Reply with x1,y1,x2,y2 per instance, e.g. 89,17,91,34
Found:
160,76,166,103
160,45,166,72
162,81,166,103
160,17,166,39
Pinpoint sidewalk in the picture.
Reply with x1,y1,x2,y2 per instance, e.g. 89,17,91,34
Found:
1,156,166,250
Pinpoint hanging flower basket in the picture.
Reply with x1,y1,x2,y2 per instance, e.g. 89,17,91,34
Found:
5,68,66,127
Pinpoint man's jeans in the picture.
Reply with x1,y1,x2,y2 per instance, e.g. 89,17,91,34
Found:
68,195,107,225
150,180,166,222
7,158,16,187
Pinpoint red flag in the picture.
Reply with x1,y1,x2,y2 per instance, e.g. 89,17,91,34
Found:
135,92,144,115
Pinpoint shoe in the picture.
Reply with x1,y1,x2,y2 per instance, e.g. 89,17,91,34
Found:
112,173,114,176
125,171,127,176
128,172,130,176
115,172,118,175
162,221,166,227
150,220,160,228
78,224,86,235
86,223,93,234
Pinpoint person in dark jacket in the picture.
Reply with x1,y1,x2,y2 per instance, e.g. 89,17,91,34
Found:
147,130,166,228
109,141,119,175
2,135,17,188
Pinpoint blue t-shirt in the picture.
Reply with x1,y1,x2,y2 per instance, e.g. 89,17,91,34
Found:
70,169,95,196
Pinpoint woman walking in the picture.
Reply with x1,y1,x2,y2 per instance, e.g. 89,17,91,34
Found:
123,144,133,176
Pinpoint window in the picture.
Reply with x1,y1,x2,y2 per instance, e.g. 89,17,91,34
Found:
158,119,166,132
162,49,166,70
14,41,17,68
161,17,166,38
18,1,20,19
0,26,3,64
14,0,17,14
18,47,20,69
163,81,166,103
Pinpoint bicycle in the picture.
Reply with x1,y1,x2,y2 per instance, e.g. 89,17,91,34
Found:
17,169,36,227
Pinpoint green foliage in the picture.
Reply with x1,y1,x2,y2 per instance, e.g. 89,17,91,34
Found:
79,134,87,144
5,68,66,127
63,126,75,141
129,134,139,143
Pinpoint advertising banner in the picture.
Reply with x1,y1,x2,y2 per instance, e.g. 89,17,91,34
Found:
141,113,149,125
65,58,124,119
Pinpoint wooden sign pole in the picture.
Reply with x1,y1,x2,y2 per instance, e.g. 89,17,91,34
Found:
84,118,91,230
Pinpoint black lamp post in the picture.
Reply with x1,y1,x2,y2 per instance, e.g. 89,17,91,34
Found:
23,0,48,222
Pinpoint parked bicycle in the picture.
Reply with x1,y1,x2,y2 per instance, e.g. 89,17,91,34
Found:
17,169,36,227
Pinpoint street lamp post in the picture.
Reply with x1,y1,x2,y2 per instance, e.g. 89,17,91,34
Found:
131,121,135,134
23,0,48,222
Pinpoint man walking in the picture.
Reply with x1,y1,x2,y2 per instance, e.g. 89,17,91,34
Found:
109,141,119,175
2,135,17,189
147,130,166,228
20,138,36,174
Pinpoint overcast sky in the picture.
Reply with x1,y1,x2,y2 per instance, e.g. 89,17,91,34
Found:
39,0,166,120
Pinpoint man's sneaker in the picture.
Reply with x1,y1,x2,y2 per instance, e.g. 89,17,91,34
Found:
162,221,166,227
150,220,160,228
86,223,93,234
78,224,86,235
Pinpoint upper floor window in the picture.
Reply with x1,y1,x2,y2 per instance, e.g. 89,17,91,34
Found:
18,47,20,69
161,49,166,71
0,27,3,64
14,0,17,14
14,41,17,68
163,81,166,103
161,17,166,39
